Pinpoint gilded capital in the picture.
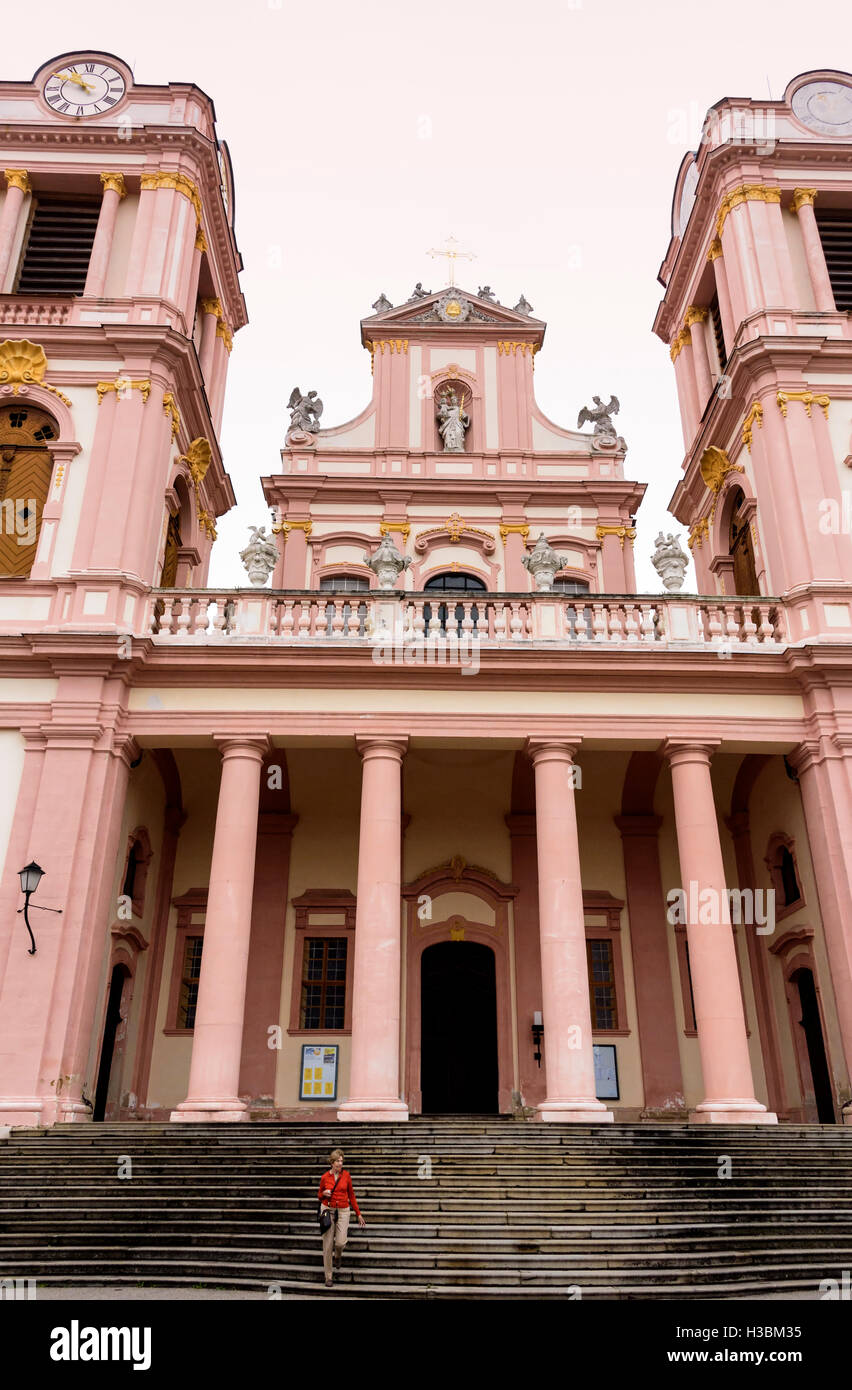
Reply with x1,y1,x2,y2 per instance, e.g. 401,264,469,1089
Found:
200,297,222,317
100,171,126,198
791,187,817,213
4,169,31,194
716,184,781,239
707,238,723,261
684,305,709,328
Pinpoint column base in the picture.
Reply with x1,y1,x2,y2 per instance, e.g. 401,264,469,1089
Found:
0,1099,56,1128
536,1100,614,1123
170,1100,249,1123
690,1101,778,1125
337,1100,409,1122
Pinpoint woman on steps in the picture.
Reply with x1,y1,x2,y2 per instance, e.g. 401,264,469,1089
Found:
317,1147,366,1288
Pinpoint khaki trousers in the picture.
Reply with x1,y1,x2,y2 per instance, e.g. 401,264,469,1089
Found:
322,1207,350,1279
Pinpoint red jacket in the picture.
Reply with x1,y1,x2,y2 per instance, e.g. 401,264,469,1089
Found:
318,1169,361,1217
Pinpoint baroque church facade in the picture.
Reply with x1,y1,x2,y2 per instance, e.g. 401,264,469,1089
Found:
0,54,851,1129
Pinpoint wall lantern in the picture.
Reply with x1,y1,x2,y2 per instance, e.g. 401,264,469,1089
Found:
17,861,62,955
532,1010,544,1068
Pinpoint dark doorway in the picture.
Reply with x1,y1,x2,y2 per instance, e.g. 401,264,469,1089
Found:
792,968,835,1123
420,940,498,1113
728,489,759,596
93,965,128,1121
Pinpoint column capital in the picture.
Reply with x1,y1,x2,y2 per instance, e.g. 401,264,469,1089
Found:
213,735,271,763
200,296,222,317
791,187,817,213
355,735,408,763
525,736,582,765
4,169,31,194
707,237,723,261
100,171,126,199
662,738,720,769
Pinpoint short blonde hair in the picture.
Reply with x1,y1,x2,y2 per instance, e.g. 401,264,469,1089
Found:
329,1148,344,1162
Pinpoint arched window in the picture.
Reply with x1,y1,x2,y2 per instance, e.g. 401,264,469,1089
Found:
319,574,369,636
424,572,486,637
0,404,57,578
765,832,804,921
552,576,590,594
120,828,152,918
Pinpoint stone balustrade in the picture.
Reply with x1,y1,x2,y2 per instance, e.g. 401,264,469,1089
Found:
147,589,787,649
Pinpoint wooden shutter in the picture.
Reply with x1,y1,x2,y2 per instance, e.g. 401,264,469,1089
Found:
0,405,56,578
15,196,100,296
814,209,852,311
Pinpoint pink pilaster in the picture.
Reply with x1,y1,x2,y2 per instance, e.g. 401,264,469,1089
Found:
338,736,409,1121
527,738,612,1122
198,299,220,387
671,345,699,447
0,170,29,289
686,311,713,409
171,737,268,1122
280,523,310,588
84,173,126,298
709,246,735,355
665,741,775,1123
792,191,836,313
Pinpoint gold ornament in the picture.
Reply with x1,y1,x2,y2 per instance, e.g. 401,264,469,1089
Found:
0,339,71,404
776,390,830,419
741,402,763,452
100,172,126,198
4,169,31,194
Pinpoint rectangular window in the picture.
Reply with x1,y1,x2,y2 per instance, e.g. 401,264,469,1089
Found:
587,938,617,1030
177,935,203,1029
683,939,697,1032
708,292,727,373
814,208,852,311
15,196,101,295
300,937,348,1029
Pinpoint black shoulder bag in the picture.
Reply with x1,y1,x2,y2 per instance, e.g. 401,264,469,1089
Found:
318,1172,344,1233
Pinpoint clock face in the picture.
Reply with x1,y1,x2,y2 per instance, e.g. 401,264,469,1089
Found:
43,62,126,117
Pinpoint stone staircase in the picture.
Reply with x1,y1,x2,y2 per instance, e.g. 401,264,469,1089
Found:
1,1118,851,1298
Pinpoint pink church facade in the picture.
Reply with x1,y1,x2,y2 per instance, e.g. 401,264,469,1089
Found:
0,54,851,1129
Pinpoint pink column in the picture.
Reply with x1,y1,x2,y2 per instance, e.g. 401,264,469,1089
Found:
0,169,30,289
281,523,310,587
171,737,268,1122
685,308,713,409
338,736,409,1121
84,173,126,298
792,190,836,313
527,738,612,1122
198,298,220,384
708,242,735,355
665,741,776,1123
671,338,699,447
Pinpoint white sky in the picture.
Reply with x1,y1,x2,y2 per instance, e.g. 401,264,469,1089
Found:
10,1,850,591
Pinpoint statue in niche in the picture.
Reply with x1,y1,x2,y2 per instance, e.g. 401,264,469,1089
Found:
286,386,323,435
436,387,470,452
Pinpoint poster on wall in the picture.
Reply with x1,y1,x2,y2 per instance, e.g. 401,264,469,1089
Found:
593,1043,619,1100
300,1044,339,1101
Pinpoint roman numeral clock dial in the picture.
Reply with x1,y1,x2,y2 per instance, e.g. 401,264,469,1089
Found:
43,62,126,117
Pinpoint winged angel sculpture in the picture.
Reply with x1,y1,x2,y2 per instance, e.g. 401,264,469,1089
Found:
577,394,620,437
287,387,323,436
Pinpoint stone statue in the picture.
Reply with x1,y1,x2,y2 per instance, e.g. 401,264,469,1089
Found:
436,387,470,453
513,294,533,315
577,394,624,450
287,387,323,436
477,285,498,302
364,533,412,590
371,292,393,312
240,525,278,587
651,531,689,592
522,533,569,592
407,282,431,300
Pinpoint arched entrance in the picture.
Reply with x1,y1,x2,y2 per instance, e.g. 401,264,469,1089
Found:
788,966,835,1123
728,488,759,596
0,403,57,578
420,940,498,1113
93,963,131,1121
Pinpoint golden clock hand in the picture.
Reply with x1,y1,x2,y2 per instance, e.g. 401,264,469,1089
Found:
54,70,95,93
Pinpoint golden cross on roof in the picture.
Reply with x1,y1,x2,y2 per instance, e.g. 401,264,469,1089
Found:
427,234,476,287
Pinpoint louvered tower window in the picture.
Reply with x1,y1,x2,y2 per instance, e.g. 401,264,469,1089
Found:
708,292,727,372
814,208,852,311
15,196,100,295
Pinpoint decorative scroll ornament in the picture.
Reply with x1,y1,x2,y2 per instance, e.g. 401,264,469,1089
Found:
741,402,763,452
162,392,181,440
651,532,689,592
435,290,471,324
499,523,530,543
522,533,569,592
363,533,411,590
96,377,151,405
239,525,278,587
180,437,212,487
776,390,830,420
414,515,495,553
0,339,71,404
699,445,744,521
687,517,710,550
379,521,411,541
595,524,637,549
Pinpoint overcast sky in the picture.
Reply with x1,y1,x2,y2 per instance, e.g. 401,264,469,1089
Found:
11,1,850,590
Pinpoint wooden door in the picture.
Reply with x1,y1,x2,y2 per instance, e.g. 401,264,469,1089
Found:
0,404,56,577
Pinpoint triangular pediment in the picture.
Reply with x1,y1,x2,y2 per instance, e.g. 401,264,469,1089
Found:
361,285,546,337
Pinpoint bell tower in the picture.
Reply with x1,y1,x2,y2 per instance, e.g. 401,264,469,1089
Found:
0,51,245,630
654,69,852,640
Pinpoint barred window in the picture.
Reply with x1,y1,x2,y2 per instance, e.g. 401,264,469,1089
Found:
177,935,203,1029
300,937,347,1029
587,938,617,1030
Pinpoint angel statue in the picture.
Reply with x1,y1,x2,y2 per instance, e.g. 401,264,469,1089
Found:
286,387,323,436
577,394,620,437
436,387,470,453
